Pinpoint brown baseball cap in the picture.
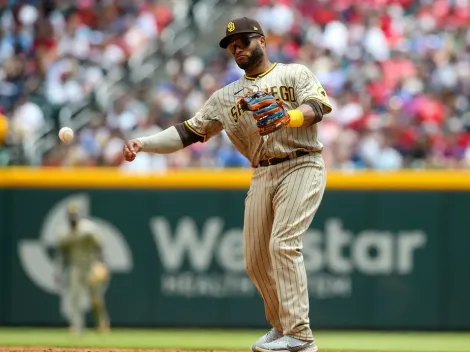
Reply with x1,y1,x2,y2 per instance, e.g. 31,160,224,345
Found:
219,17,265,49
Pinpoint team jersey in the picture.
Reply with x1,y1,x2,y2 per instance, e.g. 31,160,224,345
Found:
57,219,102,270
185,62,332,167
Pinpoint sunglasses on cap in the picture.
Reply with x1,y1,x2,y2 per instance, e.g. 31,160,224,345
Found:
227,34,262,53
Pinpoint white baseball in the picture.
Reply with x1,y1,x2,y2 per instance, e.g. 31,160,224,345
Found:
59,127,74,143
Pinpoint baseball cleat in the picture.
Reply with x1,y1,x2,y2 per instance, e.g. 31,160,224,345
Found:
255,336,318,352
251,328,283,352
98,319,110,334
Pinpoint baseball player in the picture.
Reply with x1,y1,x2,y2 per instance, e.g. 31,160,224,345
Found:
123,17,332,352
54,203,110,335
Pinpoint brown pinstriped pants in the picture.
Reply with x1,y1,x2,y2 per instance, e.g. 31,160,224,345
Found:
244,152,326,341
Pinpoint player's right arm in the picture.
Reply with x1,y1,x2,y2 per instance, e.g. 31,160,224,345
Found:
124,94,223,161
286,64,333,128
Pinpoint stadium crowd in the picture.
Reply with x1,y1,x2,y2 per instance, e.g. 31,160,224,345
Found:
1,0,470,170
0,0,174,166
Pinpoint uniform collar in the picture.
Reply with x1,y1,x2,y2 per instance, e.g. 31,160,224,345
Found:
244,63,278,81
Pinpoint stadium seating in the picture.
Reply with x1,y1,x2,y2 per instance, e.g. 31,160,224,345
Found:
1,0,469,170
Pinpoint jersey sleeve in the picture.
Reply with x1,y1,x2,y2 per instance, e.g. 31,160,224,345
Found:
185,92,224,142
293,64,332,114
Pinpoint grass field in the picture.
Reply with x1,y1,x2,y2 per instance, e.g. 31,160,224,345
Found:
0,328,469,352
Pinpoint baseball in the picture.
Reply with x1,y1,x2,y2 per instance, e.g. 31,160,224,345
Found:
59,127,74,143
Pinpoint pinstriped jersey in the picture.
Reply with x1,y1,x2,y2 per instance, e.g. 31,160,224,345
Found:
185,62,332,167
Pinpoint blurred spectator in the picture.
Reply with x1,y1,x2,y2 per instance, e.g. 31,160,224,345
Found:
0,112,8,145
9,93,45,141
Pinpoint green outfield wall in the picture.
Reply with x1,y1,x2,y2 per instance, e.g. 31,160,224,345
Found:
0,169,469,329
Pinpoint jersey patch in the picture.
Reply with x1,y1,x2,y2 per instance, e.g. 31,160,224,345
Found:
317,86,327,98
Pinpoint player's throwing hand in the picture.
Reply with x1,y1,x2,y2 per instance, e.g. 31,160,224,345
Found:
123,139,143,162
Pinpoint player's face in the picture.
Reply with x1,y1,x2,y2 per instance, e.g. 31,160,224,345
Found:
227,34,264,70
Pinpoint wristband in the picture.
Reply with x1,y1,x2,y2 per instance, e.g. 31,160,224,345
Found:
287,110,304,127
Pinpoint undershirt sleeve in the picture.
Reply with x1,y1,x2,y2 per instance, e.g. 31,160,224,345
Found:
137,126,184,153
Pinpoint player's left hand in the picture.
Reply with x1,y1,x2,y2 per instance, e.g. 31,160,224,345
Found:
238,90,291,136
88,261,109,285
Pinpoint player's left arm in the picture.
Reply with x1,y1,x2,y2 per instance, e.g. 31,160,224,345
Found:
82,219,105,262
92,234,105,262
85,221,110,284
53,235,68,285
91,229,105,262
289,64,333,128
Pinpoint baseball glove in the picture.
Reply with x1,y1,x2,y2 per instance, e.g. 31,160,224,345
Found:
88,261,109,285
238,90,291,136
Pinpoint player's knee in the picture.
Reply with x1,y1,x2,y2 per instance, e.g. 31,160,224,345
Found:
243,242,258,277
269,237,300,261
244,257,257,279
91,296,103,308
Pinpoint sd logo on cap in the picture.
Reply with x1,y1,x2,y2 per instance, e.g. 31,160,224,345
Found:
219,17,265,49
